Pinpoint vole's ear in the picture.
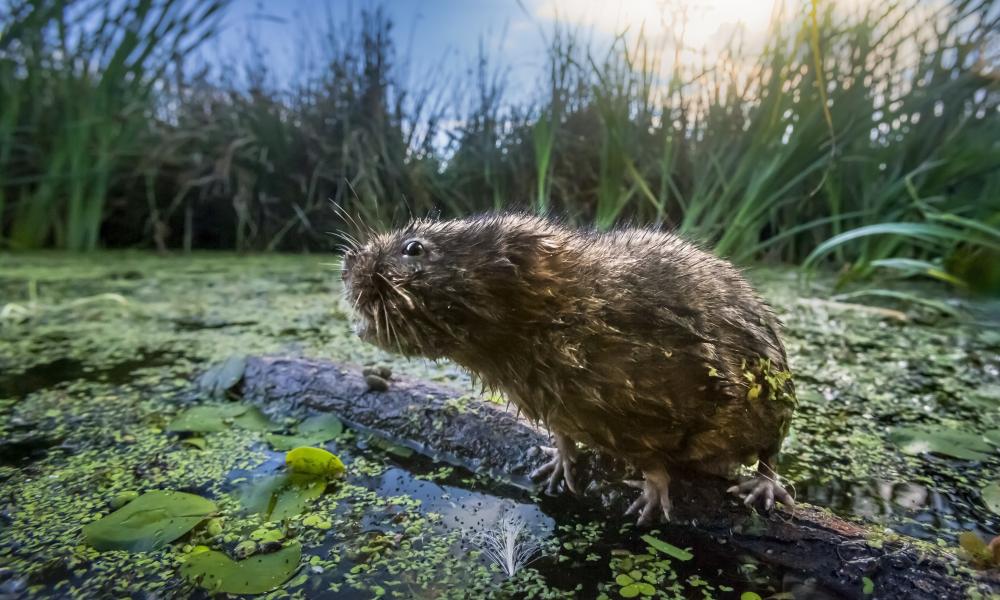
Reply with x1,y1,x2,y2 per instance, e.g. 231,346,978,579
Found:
502,231,556,270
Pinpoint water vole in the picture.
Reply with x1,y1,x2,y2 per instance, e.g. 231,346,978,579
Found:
341,213,795,523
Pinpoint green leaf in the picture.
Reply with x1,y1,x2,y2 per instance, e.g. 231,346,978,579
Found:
619,583,641,598
889,426,993,461
83,490,216,552
266,414,344,450
367,434,414,458
804,222,995,270
615,574,634,586
862,576,874,595
181,542,301,594
286,447,346,478
238,474,326,522
197,355,247,398
167,404,247,432
167,404,277,433
740,593,762,600
231,406,279,431
266,434,319,451
181,437,207,450
982,481,1000,516
640,535,693,561
298,414,343,437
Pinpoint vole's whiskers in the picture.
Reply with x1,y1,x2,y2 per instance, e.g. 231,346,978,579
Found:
382,299,404,354
378,273,417,311
334,186,377,239
331,201,372,244
370,302,382,340
331,230,361,252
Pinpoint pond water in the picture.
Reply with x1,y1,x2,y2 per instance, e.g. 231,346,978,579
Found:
0,254,997,598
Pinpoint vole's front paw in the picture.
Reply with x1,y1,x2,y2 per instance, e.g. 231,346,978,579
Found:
727,476,795,512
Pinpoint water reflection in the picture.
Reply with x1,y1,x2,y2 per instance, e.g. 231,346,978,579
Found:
796,477,998,541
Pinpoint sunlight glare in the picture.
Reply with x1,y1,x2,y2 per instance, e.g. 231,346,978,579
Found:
533,0,780,49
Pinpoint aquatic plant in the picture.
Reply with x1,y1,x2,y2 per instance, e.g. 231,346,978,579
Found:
468,512,543,578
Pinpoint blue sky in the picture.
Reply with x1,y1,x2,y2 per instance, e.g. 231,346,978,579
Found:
202,0,786,103
206,1,552,100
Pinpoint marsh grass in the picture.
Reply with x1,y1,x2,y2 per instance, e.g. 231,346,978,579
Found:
1,0,997,293
0,0,225,250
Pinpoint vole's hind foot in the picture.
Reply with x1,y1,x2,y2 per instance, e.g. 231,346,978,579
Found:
624,467,672,526
530,433,579,495
727,476,794,512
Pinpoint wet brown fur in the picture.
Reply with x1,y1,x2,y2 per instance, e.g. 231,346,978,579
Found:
342,213,795,479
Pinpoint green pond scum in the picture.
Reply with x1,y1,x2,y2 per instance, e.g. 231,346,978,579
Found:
0,253,998,598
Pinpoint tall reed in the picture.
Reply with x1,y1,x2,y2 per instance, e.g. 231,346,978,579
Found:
0,0,224,250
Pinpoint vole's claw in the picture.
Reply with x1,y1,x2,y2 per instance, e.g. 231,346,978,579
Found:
624,468,672,525
728,477,794,512
530,444,578,495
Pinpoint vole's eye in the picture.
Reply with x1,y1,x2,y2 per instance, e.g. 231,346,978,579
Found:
402,240,424,257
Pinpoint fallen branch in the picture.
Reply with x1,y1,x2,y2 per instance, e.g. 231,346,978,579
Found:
240,355,998,600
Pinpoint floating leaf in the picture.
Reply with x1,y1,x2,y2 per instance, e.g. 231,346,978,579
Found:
285,447,345,478
266,434,317,451
167,404,276,433
888,426,993,461
83,490,216,552
367,434,414,458
982,481,1000,516
266,414,343,450
181,542,301,594
862,576,874,595
167,404,246,432
182,437,207,450
197,355,247,398
640,535,693,561
298,414,343,438
239,474,326,522
634,582,655,596
740,593,762,600
231,407,279,431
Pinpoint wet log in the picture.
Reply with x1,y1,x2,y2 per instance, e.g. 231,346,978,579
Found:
240,355,999,600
